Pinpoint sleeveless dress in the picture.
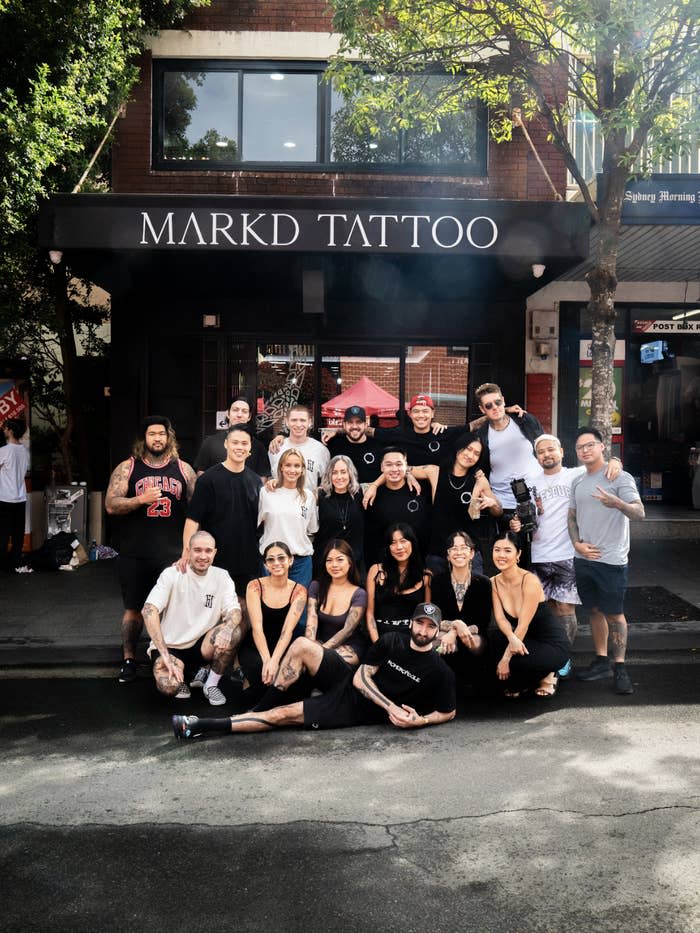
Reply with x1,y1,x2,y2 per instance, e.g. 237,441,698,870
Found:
238,580,302,690
489,575,569,690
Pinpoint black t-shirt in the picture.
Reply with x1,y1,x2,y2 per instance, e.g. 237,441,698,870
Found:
364,480,432,566
430,572,492,637
194,428,270,477
327,433,384,484
187,464,262,576
364,632,456,714
374,425,466,466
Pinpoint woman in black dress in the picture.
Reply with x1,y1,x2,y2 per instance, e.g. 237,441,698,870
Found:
366,523,431,642
490,531,569,698
314,455,365,575
430,531,491,690
237,541,307,704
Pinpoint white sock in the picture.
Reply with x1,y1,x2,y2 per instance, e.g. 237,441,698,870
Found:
204,670,222,691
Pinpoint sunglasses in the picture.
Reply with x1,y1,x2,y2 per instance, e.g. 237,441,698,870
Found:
482,399,504,410
265,555,288,564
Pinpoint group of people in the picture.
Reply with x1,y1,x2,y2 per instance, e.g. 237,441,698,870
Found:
103,383,645,743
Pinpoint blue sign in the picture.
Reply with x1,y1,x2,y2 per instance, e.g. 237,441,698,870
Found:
621,174,700,224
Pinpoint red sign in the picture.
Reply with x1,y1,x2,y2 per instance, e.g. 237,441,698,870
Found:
526,374,553,434
0,383,26,420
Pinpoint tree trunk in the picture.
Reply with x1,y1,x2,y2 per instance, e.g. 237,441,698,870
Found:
52,260,94,488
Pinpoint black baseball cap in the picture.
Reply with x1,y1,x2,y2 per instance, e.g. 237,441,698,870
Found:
411,602,442,627
343,406,366,421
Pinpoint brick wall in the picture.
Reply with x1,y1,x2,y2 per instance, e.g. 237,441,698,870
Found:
112,0,567,200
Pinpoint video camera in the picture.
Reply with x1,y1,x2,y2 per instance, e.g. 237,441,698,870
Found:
510,478,539,541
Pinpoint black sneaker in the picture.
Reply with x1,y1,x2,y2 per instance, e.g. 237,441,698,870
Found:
118,658,138,684
172,715,201,741
613,664,634,695
577,656,613,681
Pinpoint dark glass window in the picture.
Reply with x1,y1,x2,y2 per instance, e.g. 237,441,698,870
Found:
153,60,487,174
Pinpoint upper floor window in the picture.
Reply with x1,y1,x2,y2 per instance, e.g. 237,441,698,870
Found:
153,60,487,174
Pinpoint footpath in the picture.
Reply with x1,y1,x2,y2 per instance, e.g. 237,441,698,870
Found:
1,531,698,669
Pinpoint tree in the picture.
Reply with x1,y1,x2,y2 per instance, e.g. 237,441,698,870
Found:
328,0,700,446
0,0,210,484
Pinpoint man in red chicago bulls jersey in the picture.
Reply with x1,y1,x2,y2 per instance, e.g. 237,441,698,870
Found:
106,416,196,684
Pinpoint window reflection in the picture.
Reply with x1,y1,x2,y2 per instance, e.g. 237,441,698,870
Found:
243,73,318,161
163,71,238,161
405,346,469,425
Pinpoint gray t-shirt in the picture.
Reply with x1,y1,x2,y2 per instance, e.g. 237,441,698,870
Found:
570,466,640,566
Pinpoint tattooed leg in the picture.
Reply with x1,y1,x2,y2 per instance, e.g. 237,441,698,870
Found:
606,614,628,662
551,601,578,646
273,637,322,690
588,608,609,657
121,610,143,658
230,701,305,732
203,614,249,674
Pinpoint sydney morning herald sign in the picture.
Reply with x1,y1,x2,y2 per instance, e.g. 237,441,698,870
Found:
621,175,700,224
40,194,589,257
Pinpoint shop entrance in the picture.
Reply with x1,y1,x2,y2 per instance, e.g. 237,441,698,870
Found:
203,339,472,437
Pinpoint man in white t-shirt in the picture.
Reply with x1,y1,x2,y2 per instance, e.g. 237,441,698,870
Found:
511,434,622,675
268,404,329,492
142,530,245,706
0,417,30,573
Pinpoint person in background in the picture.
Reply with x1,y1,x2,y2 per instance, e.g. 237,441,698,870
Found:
268,404,329,493
194,396,270,478
325,405,385,485
0,417,30,573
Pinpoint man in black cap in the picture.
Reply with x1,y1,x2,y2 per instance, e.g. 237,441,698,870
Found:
105,416,196,684
172,602,456,739
325,405,384,485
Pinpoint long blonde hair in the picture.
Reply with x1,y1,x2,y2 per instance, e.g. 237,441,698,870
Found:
277,448,307,503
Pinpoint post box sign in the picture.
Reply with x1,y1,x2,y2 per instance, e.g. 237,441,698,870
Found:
0,381,26,420
633,318,700,333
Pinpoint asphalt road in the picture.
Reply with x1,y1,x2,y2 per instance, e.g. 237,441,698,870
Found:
1,659,699,933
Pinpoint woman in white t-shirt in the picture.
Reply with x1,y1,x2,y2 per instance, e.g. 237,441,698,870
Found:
258,448,318,599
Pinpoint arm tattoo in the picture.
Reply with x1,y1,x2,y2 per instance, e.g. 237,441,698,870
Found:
567,509,580,545
324,605,363,649
142,603,157,620
356,664,390,709
182,462,197,502
105,461,138,515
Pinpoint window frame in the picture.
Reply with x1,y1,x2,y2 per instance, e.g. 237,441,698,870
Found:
152,58,488,176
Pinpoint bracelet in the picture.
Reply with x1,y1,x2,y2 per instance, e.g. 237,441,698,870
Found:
609,456,621,462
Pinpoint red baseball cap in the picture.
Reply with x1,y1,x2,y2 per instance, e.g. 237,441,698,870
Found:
408,394,435,410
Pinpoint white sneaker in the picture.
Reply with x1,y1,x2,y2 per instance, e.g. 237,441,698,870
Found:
189,666,209,690
203,684,226,706
175,683,191,700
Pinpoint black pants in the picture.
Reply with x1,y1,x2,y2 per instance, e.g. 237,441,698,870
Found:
0,500,26,571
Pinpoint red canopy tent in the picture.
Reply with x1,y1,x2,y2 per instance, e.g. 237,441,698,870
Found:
321,376,399,420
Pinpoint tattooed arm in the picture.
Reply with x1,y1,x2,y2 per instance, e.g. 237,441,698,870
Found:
181,460,197,502
266,585,308,683
105,460,161,515
305,595,319,641
352,663,453,728
142,602,179,680
322,603,364,651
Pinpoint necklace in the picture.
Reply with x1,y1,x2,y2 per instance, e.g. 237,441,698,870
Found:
448,473,467,491
451,572,471,606
333,493,351,532
492,415,511,432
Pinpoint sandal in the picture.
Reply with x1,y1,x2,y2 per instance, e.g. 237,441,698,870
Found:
534,673,559,698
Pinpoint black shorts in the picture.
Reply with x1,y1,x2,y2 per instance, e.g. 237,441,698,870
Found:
302,680,384,730
150,634,207,680
118,556,167,611
574,558,628,615
314,648,354,692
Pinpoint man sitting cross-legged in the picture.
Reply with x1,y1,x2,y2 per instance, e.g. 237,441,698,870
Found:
143,530,246,706
172,602,456,739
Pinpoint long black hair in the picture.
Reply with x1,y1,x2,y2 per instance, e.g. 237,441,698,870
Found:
315,538,360,608
379,523,425,593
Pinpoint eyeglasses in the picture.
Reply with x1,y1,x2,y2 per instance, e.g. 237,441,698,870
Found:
575,441,600,451
265,555,288,564
482,399,504,410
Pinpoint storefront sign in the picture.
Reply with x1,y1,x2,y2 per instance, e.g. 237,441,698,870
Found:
40,195,590,258
621,175,700,224
633,318,700,333
0,381,26,419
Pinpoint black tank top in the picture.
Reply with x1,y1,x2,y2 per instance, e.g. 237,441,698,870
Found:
375,573,429,638
119,457,188,561
259,580,300,645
